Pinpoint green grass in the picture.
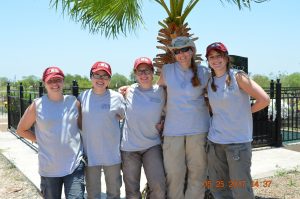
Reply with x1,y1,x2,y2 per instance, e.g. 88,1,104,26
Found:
288,179,296,187
275,165,300,177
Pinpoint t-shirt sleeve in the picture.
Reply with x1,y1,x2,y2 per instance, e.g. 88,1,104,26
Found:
117,94,126,118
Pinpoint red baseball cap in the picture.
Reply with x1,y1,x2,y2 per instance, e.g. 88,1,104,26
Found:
134,57,153,70
42,66,64,82
91,61,112,76
205,42,228,58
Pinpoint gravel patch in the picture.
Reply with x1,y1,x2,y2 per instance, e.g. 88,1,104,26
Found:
254,167,300,199
0,152,42,199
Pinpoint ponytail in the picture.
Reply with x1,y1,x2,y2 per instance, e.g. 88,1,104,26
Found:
210,68,217,92
191,57,200,87
225,56,232,87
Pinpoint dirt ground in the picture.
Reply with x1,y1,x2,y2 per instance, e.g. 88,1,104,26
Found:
253,169,300,199
1,151,300,199
0,152,42,199
252,144,300,199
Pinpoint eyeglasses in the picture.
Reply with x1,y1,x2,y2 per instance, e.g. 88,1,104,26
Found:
173,47,191,55
46,78,63,84
136,69,152,76
92,73,111,80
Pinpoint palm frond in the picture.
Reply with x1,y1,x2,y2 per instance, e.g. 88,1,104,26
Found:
219,0,269,9
176,0,185,17
50,0,144,39
181,0,199,23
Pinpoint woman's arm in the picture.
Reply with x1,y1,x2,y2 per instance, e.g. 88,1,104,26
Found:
236,72,270,113
76,100,82,130
16,102,37,142
157,69,166,87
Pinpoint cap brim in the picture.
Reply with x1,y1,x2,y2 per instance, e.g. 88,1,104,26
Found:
168,44,195,51
205,47,228,57
92,68,111,77
134,63,153,70
44,74,64,83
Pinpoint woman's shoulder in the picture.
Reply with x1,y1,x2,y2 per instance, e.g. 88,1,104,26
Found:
64,94,76,99
162,62,177,71
231,68,248,78
163,62,177,67
197,64,210,72
63,95,78,104
78,89,92,100
152,84,165,92
33,96,43,106
109,89,124,99
197,64,211,80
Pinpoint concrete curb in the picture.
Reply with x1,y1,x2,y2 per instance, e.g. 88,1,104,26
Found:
0,131,148,198
1,130,300,198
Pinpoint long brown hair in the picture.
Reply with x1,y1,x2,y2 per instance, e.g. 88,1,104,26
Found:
191,57,200,87
209,52,232,92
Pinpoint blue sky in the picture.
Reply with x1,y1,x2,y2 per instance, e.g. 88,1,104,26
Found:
1,0,299,81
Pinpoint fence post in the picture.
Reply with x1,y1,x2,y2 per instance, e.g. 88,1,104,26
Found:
275,79,282,147
39,81,43,97
7,82,11,130
29,93,32,104
72,80,79,98
19,82,24,117
270,80,274,99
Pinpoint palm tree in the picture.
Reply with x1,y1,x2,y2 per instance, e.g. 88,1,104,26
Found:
50,0,268,69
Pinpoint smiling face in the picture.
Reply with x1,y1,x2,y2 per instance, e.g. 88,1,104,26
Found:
91,70,111,94
134,64,153,89
207,50,229,77
173,47,194,69
44,77,64,94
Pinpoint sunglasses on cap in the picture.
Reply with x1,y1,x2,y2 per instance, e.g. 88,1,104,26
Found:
208,42,223,48
92,73,111,80
173,47,192,55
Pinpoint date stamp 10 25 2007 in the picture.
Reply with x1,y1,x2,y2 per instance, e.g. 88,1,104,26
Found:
203,179,272,189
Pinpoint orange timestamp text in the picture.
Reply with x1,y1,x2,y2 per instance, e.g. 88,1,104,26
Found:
203,179,272,189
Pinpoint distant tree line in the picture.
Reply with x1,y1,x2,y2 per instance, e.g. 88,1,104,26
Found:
0,73,130,91
0,72,299,91
251,72,300,88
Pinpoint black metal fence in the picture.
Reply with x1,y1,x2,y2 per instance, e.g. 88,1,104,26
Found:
252,80,300,146
6,80,83,130
280,87,300,142
4,80,300,147
252,79,281,147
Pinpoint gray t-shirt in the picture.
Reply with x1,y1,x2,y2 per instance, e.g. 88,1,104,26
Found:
79,89,125,166
162,62,210,136
207,69,253,144
121,84,165,151
34,95,83,177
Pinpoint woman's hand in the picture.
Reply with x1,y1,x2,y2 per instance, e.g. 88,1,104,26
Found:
155,116,165,135
118,85,129,96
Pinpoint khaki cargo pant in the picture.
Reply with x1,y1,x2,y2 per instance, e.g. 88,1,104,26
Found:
163,133,208,199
